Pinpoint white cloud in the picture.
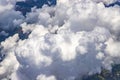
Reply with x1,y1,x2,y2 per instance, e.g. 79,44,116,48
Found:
0,0,24,30
36,75,56,80
0,0,120,80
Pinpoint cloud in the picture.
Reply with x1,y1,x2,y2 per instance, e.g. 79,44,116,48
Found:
0,0,24,31
36,75,56,80
0,0,120,80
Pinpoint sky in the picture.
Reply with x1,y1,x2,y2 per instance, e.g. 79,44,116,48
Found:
0,0,120,80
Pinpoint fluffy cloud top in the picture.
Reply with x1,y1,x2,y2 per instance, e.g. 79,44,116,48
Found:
0,0,120,80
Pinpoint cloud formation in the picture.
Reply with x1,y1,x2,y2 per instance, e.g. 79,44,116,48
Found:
0,0,120,80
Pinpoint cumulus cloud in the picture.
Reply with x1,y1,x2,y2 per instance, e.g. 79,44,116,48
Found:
0,0,24,31
0,0,120,80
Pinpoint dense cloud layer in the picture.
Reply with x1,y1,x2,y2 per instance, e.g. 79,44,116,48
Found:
0,0,120,80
